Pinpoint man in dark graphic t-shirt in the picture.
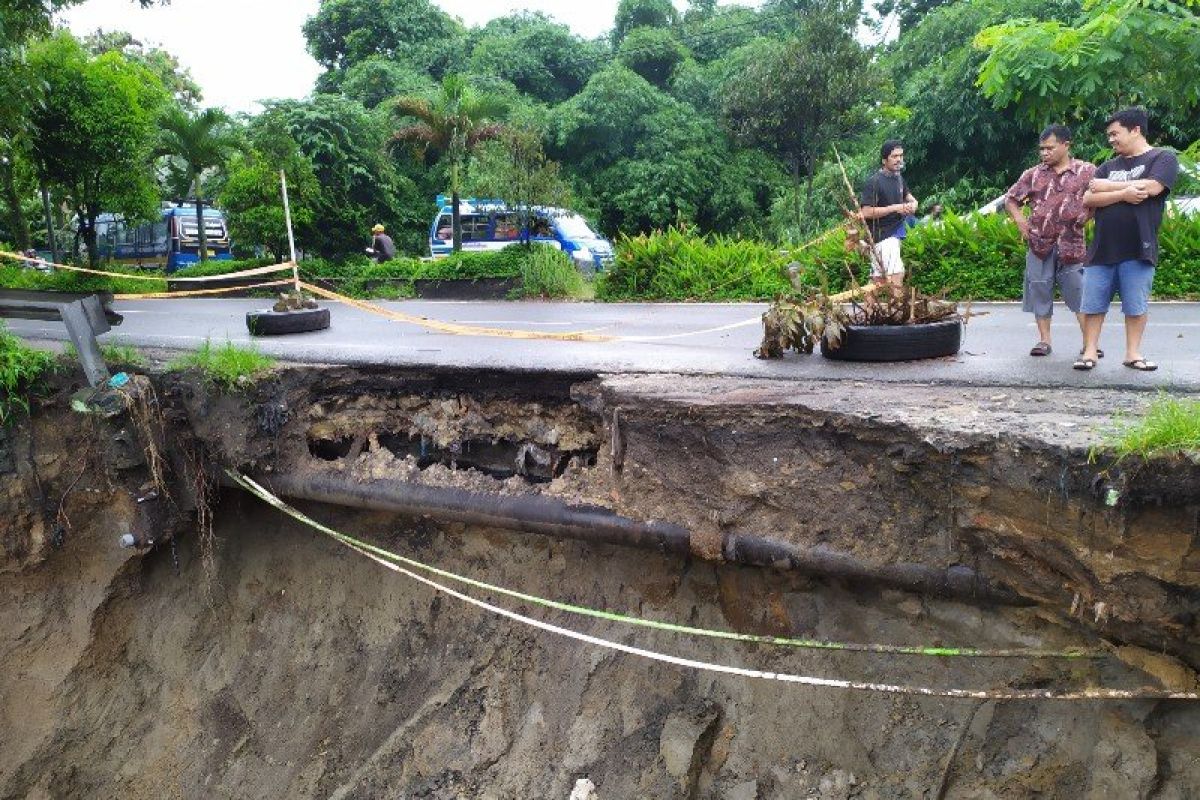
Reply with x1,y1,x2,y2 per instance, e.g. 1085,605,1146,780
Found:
1076,108,1179,372
859,139,919,287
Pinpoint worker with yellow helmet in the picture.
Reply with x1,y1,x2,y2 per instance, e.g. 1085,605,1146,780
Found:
366,223,395,263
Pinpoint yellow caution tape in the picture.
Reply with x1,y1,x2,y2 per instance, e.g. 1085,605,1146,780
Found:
0,249,292,283
115,279,294,300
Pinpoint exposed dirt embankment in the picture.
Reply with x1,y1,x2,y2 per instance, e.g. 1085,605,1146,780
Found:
2,365,1199,798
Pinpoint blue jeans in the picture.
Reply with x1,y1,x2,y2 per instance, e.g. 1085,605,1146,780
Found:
1081,259,1154,316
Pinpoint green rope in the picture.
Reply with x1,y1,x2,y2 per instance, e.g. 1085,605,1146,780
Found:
230,471,1106,660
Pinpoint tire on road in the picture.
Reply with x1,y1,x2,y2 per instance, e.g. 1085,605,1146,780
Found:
246,307,330,336
820,318,962,362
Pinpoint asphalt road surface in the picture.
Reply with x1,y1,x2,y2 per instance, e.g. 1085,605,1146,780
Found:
7,298,1198,390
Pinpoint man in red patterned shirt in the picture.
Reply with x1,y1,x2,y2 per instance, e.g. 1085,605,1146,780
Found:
1004,125,1096,357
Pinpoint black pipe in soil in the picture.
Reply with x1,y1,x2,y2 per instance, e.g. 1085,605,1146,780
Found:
240,472,1028,606
249,472,693,556
722,533,1031,606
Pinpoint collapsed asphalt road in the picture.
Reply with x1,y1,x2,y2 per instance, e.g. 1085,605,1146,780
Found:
7,298,1200,390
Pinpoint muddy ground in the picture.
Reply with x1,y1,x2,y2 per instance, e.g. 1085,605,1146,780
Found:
2,363,1199,798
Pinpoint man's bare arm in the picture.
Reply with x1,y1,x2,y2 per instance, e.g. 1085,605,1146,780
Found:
1004,198,1029,237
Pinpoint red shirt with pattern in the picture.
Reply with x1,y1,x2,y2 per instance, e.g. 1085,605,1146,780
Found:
1005,158,1096,265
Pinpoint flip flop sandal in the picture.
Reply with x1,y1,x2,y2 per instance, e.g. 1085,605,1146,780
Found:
1030,342,1052,356
1073,358,1097,371
1122,359,1158,371
1079,348,1104,358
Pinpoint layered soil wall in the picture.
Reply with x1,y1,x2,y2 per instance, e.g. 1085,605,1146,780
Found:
2,365,1198,798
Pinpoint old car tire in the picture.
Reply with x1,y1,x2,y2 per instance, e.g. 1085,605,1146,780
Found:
820,318,962,362
246,307,330,336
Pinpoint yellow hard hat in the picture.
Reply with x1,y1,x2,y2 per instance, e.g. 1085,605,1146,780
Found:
371,223,385,233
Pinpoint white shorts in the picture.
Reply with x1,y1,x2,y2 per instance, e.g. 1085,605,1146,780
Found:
871,236,904,278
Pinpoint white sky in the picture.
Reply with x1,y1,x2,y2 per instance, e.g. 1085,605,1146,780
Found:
59,0,753,114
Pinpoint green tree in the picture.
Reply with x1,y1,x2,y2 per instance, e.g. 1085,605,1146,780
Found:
302,0,465,75
265,96,425,258
722,3,885,230
887,0,1080,204
467,126,572,244
613,0,680,44
392,75,507,252
157,107,239,263
975,0,1200,130
467,13,604,104
26,33,168,266
219,118,319,261
339,56,436,109
617,26,690,88
82,29,203,109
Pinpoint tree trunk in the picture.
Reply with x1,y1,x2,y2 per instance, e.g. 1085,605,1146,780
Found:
791,158,802,236
0,156,31,251
803,157,815,227
81,208,99,268
195,173,208,264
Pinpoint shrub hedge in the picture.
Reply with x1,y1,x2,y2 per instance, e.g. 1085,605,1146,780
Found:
603,212,1200,302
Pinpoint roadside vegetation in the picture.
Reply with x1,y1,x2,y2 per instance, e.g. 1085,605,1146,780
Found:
167,340,275,390
1102,395,1200,462
0,322,57,425
2,0,1197,300
62,340,148,368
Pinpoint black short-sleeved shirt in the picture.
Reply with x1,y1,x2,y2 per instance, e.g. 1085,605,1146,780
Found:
1089,148,1179,266
860,169,909,243
373,233,396,262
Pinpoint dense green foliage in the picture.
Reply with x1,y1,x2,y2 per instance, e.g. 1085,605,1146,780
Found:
0,261,165,294
2,0,1197,289
599,225,792,301
0,320,57,424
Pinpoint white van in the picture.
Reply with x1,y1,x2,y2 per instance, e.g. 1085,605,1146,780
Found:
428,197,614,272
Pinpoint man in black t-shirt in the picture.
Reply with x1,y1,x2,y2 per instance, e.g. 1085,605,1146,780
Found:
1076,108,1179,372
366,223,396,263
859,139,919,287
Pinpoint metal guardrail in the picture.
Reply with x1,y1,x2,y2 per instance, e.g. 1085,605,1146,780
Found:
0,289,123,387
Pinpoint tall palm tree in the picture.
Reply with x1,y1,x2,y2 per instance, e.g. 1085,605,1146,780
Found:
392,75,507,252
158,107,237,263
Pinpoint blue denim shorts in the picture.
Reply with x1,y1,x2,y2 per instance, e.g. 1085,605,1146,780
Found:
1081,259,1155,316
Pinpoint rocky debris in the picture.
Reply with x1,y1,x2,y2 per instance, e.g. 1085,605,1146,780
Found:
569,777,598,799
659,703,722,794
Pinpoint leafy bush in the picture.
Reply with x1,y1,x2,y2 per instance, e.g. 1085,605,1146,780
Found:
297,249,531,299
519,245,586,299
0,261,166,295
167,340,275,389
0,322,58,424
599,225,792,301
785,211,1200,301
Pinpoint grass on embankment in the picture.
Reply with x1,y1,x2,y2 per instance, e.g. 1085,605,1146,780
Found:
167,340,275,390
1100,394,1200,461
0,322,58,425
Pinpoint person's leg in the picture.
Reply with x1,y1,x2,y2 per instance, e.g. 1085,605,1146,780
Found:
1116,259,1155,366
1056,263,1089,354
1023,249,1055,352
1077,264,1117,365
872,236,904,287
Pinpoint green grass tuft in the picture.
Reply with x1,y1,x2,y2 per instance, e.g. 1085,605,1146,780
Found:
519,245,586,299
0,322,58,425
167,340,275,390
1102,394,1200,461
62,340,148,367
